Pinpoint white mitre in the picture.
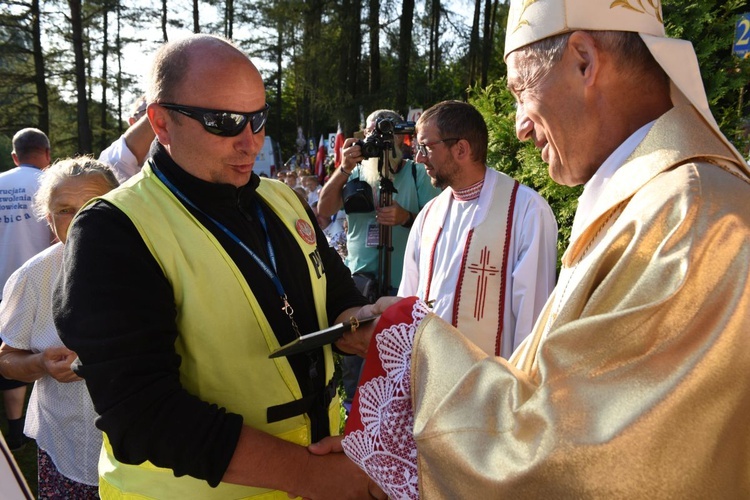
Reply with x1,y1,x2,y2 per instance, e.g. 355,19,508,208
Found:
504,0,746,166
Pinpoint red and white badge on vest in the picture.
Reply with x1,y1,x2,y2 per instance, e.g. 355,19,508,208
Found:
296,219,316,245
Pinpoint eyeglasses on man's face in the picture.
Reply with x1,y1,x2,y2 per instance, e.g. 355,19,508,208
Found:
159,103,269,137
416,138,460,157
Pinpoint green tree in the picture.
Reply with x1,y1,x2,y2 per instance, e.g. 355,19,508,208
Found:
30,0,48,134
0,134,13,172
367,0,381,95
68,0,93,153
1,0,746,175
663,0,750,147
394,0,415,112
0,0,49,136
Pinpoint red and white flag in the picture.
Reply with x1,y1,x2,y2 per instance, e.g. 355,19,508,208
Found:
333,122,345,168
315,135,327,183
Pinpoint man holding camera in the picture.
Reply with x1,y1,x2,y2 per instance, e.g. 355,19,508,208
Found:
317,109,440,404
317,109,441,297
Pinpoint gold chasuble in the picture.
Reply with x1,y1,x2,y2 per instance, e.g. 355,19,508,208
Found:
411,106,750,498
419,172,519,356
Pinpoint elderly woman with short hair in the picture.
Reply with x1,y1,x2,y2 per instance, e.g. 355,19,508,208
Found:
0,156,119,498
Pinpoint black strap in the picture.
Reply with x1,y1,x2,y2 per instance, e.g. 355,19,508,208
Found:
266,377,338,423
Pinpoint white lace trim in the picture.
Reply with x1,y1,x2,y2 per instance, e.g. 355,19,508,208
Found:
342,299,430,499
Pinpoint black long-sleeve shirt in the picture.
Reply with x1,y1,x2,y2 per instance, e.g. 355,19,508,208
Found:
53,144,367,486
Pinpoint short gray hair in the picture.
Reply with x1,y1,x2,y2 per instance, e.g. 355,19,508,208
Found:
520,31,667,86
33,156,119,220
366,109,404,127
12,128,50,157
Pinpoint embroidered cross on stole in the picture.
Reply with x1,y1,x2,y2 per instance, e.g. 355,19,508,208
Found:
420,174,519,356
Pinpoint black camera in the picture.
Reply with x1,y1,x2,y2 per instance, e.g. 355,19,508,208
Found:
355,118,416,159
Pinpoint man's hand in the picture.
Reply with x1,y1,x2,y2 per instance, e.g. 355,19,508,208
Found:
317,137,362,217
308,435,345,455
307,437,388,500
287,447,374,499
340,138,364,172
42,346,82,383
376,201,410,226
335,296,403,356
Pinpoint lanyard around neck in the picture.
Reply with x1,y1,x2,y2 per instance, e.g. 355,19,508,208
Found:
149,161,302,337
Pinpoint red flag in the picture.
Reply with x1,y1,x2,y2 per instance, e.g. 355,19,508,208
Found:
333,122,345,168
315,135,327,183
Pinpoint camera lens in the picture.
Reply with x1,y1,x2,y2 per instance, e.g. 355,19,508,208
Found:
375,119,395,135
360,138,382,158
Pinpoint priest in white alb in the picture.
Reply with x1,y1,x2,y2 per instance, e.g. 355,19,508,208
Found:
398,100,558,358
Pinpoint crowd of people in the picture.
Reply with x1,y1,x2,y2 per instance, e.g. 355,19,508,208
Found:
1,0,749,497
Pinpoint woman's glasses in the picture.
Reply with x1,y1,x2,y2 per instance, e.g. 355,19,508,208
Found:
159,103,270,137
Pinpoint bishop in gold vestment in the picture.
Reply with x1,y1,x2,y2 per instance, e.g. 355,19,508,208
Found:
412,105,750,498
333,1,750,497
401,0,750,495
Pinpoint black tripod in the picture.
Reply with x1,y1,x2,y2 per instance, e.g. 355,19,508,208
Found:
376,143,398,298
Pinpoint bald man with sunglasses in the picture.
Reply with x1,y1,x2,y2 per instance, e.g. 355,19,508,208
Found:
53,34,384,499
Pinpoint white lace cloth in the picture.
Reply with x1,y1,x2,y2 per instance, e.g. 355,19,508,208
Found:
342,298,430,500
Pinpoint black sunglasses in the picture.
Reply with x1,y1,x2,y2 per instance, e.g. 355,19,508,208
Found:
159,103,270,137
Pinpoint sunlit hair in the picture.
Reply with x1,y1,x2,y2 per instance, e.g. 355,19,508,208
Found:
520,31,668,87
147,34,244,105
417,100,488,164
359,109,408,184
366,109,404,129
33,156,119,220
12,128,49,158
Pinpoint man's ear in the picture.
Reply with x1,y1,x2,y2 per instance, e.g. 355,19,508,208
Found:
147,103,172,145
11,152,20,166
453,138,472,162
567,31,600,87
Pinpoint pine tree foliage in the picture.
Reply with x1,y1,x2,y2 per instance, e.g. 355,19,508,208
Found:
0,3,44,138
0,0,746,173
